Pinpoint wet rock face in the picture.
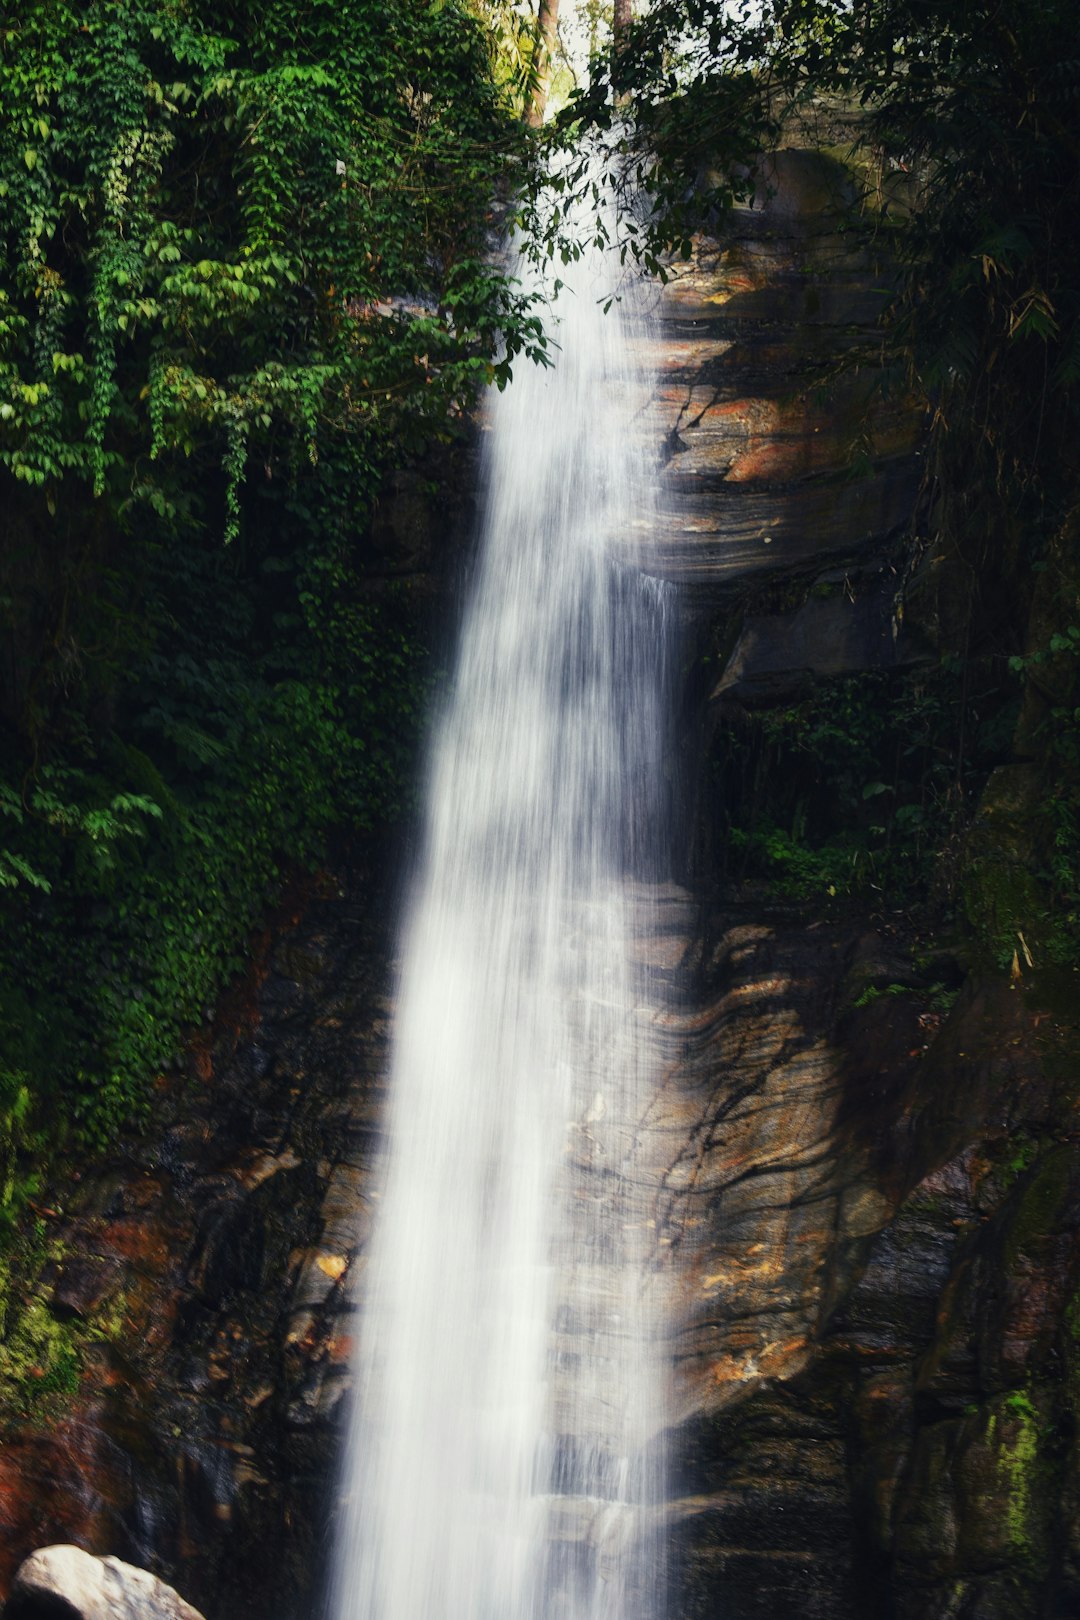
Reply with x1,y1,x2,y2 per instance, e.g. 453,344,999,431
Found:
656,904,1080,1620
642,905,899,1618
647,150,922,592
1,857,1077,1620
645,146,930,855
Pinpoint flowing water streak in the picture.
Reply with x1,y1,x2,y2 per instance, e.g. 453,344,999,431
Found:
332,223,670,1620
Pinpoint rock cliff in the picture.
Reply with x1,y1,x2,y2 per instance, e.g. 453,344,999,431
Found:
6,871,1075,1620
647,149,921,597
657,906,1080,1619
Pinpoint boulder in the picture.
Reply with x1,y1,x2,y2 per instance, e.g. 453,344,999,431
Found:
5,1547,204,1620
712,577,929,706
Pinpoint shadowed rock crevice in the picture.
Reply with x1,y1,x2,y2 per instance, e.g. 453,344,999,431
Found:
4,1599,82,1620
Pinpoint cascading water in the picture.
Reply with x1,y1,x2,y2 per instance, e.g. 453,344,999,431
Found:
331,219,672,1620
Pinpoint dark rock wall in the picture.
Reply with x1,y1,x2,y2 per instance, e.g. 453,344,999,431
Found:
659,911,1080,1620
643,146,1080,1620
646,149,921,593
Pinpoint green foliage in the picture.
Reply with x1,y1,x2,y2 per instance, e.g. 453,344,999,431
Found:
994,1389,1042,1558
713,662,996,906
0,1223,81,1423
0,0,536,1156
0,0,543,505
0,512,433,1149
470,1,557,118
927,982,960,1015
852,982,912,1010
1003,1135,1039,1184
728,821,872,902
519,0,777,277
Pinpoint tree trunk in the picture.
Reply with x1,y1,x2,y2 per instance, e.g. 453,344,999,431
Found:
525,0,560,128
613,0,633,54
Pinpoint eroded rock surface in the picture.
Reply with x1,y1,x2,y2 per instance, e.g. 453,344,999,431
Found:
650,902,1080,1620
646,150,922,591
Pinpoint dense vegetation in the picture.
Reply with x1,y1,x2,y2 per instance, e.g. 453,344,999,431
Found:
0,0,543,1182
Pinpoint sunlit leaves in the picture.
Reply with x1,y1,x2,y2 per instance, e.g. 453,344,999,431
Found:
0,0,539,528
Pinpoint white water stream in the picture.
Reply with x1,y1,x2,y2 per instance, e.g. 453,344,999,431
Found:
332,229,670,1620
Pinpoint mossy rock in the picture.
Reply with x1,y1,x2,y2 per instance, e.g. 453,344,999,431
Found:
959,1391,1053,1574
748,149,858,230
896,1391,1053,1602
1002,1145,1077,1266
961,764,1046,963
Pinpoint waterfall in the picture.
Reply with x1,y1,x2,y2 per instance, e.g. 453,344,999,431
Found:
331,223,671,1620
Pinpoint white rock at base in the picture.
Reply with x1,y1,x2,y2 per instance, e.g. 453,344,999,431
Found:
7,1546,205,1620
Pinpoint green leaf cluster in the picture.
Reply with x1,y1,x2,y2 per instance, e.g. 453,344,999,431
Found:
0,0,543,508
0,0,536,1164
713,662,1003,905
